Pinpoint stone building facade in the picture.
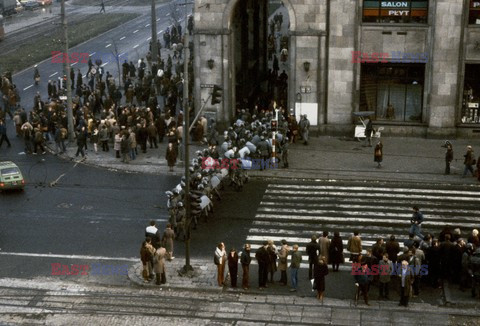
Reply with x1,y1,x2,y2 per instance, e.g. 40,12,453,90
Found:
193,0,480,138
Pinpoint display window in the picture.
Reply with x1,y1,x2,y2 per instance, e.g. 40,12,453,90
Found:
360,63,425,122
363,0,428,23
462,64,480,124
469,1,480,24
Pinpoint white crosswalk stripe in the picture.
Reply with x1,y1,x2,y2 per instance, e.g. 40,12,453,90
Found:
246,180,480,269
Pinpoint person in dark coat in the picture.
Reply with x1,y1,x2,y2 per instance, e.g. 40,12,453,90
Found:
75,126,87,158
385,235,400,264
313,256,329,302
255,241,269,289
442,141,453,175
166,142,177,172
227,248,239,288
364,117,373,147
426,239,441,288
440,234,456,282
306,235,320,279
240,244,252,290
138,124,148,153
374,140,383,168
329,232,344,271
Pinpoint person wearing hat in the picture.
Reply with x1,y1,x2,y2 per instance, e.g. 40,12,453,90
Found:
463,145,475,177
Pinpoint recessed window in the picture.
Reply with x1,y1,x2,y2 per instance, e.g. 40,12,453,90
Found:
469,1,480,25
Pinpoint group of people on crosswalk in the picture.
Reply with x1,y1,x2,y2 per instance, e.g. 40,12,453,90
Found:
213,205,480,308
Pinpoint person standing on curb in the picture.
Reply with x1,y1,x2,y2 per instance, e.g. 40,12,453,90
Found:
277,239,289,285
289,244,302,292
463,145,475,178
154,246,167,285
75,126,87,159
399,260,413,307
214,242,227,287
306,235,319,280
240,244,251,290
374,140,383,168
255,241,269,289
378,253,393,300
299,114,310,145
442,140,453,175
140,238,155,282
162,223,175,261
227,248,239,288
313,256,329,302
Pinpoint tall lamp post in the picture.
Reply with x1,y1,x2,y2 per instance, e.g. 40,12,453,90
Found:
151,0,158,62
61,0,74,142
180,0,193,275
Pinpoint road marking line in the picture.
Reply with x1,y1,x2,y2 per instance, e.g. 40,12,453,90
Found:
105,44,111,48
89,52,96,57
159,30,163,33
147,37,152,41
23,85,33,91
133,44,139,49
120,36,126,40
0,252,138,262
166,13,170,16
133,29,139,34
156,18,160,21
70,62,77,66
100,62,108,67
268,184,480,196
82,75,86,78
145,24,150,27
49,72,58,77
119,52,126,57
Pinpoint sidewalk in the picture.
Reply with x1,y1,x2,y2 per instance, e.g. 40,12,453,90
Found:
49,135,480,185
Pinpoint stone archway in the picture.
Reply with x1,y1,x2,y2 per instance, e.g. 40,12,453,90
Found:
222,0,296,114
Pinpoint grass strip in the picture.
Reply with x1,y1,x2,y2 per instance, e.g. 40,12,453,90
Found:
1,13,139,74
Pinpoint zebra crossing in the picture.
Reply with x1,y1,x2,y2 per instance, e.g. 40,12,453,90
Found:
246,180,480,269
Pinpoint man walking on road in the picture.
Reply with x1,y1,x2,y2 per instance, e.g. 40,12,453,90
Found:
410,206,425,240
0,119,11,148
100,0,106,13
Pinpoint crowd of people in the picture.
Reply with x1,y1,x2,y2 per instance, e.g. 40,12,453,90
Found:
209,206,480,307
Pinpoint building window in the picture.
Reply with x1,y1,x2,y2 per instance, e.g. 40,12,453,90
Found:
469,1,480,24
462,64,480,124
360,63,425,122
363,0,428,24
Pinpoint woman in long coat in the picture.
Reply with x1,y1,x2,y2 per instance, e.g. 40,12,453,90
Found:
166,142,177,172
153,247,167,285
227,248,239,288
329,232,344,272
374,140,383,168
313,256,329,302
162,223,175,260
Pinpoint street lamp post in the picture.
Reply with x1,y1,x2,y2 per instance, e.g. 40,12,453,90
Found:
181,0,193,274
151,0,158,63
61,0,74,142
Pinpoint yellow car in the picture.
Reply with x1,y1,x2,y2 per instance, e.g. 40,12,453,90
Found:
0,161,25,191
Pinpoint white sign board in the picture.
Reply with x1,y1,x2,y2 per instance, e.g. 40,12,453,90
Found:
295,102,318,126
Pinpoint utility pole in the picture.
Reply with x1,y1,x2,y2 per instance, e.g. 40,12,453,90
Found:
61,0,74,142
180,0,193,275
151,0,158,62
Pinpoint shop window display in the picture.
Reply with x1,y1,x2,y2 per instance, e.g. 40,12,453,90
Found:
360,64,425,122
469,1,480,24
363,0,428,24
462,64,480,124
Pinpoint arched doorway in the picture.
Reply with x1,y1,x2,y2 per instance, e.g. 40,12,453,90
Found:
229,0,292,111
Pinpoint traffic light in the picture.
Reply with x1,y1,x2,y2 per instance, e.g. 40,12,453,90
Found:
211,85,223,105
271,119,278,132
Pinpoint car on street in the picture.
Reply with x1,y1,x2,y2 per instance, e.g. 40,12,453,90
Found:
0,161,25,191
21,0,39,10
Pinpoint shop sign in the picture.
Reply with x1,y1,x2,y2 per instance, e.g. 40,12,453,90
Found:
472,2,480,8
352,51,428,63
381,1,409,8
